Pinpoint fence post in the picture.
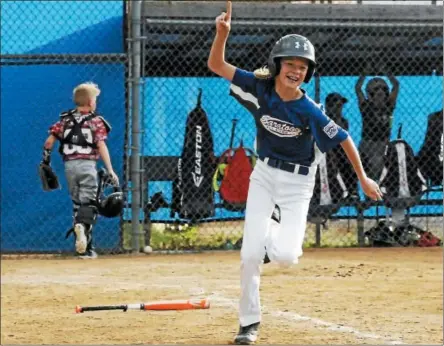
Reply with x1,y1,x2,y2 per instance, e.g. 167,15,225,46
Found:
314,72,322,247
130,0,143,253
357,203,366,246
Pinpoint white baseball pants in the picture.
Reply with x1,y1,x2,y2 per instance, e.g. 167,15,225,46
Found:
239,158,317,327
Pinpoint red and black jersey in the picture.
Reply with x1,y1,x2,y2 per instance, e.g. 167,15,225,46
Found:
49,109,111,162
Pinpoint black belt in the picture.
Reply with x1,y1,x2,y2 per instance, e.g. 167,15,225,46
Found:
259,156,310,176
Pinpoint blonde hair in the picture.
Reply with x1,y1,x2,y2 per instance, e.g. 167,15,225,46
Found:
253,66,272,80
73,82,101,106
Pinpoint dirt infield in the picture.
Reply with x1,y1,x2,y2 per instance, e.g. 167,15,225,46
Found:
1,248,442,345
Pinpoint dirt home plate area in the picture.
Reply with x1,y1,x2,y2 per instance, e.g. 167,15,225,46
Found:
1,248,442,345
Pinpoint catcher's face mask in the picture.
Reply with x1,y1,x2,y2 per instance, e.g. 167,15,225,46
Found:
96,168,124,218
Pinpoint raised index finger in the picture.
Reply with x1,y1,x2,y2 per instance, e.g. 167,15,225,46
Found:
226,1,232,21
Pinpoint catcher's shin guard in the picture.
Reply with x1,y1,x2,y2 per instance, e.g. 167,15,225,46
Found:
66,203,97,254
74,204,98,225
85,225,95,252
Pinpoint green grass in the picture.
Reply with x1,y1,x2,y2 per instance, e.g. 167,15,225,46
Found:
121,219,360,251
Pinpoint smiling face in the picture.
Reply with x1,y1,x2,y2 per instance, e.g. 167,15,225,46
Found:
276,57,309,89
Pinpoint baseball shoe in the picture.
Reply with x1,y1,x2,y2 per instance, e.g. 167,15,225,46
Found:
234,322,260,345
74,223,87,254
77,249,98,259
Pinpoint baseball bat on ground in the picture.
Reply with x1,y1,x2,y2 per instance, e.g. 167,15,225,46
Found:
75,297,210,313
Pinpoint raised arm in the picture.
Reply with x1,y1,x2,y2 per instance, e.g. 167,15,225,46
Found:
356,61,374,105
355,75,366,105
207,1,236,81
387,73,400,108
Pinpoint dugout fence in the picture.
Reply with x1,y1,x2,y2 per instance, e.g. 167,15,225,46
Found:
134,1,443,252
1,1,442,255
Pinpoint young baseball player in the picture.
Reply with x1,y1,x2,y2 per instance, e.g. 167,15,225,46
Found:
208,2,383,344
42,82,119,259
325,92,359,198
355,70,399,181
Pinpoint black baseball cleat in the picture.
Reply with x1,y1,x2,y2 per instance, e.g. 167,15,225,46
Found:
77,249,98,259
234,322,260,345
263,252,271,264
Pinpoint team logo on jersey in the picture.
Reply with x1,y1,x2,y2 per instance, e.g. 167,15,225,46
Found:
323,120,339,139
260,115,303,138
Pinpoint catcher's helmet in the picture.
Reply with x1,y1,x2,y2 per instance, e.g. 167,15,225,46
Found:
97,168,124,218
268,34,316,83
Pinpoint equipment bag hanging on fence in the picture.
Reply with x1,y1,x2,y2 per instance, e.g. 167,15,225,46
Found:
171,89,216,222
366,128,435,248
213,142,256,212
308,151,348,222
417,109,443,187
378,136,427,208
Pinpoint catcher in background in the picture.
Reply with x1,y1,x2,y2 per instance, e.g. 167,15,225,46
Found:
208,1,382,344
41,82,118,259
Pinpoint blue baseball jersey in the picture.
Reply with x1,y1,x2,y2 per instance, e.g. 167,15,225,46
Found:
230,68,349,166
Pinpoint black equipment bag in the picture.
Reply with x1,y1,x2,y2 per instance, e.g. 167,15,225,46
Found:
171,89,216,221
417,109,443,187
378,137,427,209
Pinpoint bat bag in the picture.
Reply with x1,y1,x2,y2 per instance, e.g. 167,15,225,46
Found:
170,89,216,222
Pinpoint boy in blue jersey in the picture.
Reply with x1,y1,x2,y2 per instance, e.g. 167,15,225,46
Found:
208,2,383,344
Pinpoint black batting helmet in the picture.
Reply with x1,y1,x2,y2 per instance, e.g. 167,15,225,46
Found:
268,34,316,83
96,168,124,218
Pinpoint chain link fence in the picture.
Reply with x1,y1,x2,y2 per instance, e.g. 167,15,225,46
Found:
1,1,442,255
126,1,443,252
1,1,129,255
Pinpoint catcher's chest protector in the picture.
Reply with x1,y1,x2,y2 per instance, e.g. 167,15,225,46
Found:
171,90,216,221
61,114,95,146
58,110,111,155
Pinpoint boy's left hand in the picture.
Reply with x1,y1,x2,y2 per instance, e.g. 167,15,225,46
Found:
360,177,383,201
109,170,119,186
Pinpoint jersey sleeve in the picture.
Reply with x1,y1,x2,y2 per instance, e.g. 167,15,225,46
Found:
309,106,349,153
48,120,64,139
229,68,261,114
92,118,108,143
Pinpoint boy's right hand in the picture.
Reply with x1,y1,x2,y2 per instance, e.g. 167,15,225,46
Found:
360,176,383,201
215,1,232,36
42,148,51,165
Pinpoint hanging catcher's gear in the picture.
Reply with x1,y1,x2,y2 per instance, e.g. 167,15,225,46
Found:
96,168,124,218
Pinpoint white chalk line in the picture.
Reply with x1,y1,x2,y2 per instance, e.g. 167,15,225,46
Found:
1,270,406,345
207,291,405,345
